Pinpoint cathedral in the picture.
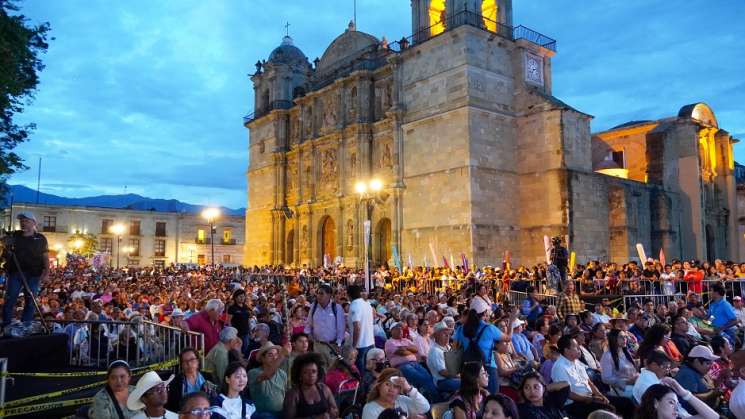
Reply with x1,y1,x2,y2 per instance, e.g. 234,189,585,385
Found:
243,0,739,268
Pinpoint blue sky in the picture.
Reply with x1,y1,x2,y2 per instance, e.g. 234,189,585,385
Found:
11,1,745,209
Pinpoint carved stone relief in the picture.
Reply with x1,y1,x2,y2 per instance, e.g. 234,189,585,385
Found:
346,219,354,250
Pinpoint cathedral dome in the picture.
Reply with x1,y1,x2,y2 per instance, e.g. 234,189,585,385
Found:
316,24,379,75
267,36,308,66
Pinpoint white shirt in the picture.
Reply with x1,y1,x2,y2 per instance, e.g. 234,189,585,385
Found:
633,369,690,418
361,388,430,419
131,410,179,419
349,298,375,348
731,379,745,419
551,355,592,404
735,307,745,326
212,394,257,419
427,342,450,382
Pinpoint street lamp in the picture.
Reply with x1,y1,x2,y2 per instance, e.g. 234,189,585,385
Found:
109,223,126,269
73,239,84,253
201,207,220,267
354,178,384,291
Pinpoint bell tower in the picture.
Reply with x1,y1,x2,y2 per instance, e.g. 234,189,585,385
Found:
410,0,512,42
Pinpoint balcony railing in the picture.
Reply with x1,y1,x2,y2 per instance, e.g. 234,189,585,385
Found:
244,10,556,124
222,239,237,245
389,10,556,53
195,238,212,245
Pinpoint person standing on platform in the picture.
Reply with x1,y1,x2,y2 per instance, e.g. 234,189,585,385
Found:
1,211,49,328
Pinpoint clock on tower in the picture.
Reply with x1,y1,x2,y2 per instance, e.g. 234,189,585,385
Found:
524,52,544,86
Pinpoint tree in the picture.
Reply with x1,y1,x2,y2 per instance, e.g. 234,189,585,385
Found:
0,1,50,196
67,232,98,257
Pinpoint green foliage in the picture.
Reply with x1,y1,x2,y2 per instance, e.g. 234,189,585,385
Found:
0,0,51,196
67,232,98,257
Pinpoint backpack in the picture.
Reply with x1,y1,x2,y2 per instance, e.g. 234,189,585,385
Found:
309,301,338,336
461,324,489,368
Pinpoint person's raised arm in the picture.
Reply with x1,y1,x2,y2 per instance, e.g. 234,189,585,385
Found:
660,377,718,419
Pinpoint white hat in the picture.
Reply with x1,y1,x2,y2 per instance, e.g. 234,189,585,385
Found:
688,345,720,361
126,371,174,410
511,318,526,329
16,211,37,223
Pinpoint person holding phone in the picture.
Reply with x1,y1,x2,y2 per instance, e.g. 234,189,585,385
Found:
361,369,430,419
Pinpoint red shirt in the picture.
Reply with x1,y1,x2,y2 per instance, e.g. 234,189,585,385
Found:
684,270,704,293
186,311,224,352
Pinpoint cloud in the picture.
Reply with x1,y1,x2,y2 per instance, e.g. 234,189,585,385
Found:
9,0,745,208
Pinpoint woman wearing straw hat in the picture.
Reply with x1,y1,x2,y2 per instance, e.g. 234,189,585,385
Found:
127,371,177,419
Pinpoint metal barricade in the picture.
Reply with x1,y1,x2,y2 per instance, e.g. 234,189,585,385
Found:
55,319,204,368
507,291,558,309
622,294,681,313
0,358,7,414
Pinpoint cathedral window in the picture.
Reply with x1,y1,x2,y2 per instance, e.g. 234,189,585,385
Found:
481,0,498,32
429,0,446,36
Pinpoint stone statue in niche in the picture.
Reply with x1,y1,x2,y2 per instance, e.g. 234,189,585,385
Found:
324,96,336,128
380,142,393,169
290,117,299,144
287,163,297,192
349,152,357,175
304,165,312,196
304,108,313,137
301,225,309,250
321,148,338,182
346,219,354,249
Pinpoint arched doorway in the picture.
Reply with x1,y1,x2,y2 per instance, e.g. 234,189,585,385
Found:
286,229,295,265
320,217,336,263
376,218,392,266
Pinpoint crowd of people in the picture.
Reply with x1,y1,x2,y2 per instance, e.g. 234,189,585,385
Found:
0,256,744,418
2,211,745,419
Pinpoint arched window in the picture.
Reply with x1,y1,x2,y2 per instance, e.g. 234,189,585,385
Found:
482,0,498,32
429,0,446,36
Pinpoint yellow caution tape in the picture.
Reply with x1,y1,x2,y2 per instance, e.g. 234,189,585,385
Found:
4,379,105,407
5,357,179,378
0,396,93,417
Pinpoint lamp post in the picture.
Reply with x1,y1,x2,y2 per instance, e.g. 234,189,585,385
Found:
355,178,383,292
109,223,125,269
201,208,220,268
73,239,84,254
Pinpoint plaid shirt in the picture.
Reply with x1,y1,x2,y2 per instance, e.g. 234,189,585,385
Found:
557,292,583,319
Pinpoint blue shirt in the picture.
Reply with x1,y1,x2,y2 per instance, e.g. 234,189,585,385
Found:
521,297,543,322
709,298,737,329
511,331,535,362
454,320,503,368
675,364,711,394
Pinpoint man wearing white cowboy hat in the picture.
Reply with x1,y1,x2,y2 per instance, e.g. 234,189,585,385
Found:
1,211,50,327
127,370,177,418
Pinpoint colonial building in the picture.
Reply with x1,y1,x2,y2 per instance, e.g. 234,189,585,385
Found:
244,0,739,267
1,203,245,267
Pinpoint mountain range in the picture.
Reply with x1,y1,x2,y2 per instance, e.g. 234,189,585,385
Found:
4,185,245,216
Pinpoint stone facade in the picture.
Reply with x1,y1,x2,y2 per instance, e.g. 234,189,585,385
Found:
1,203,245,267
244,0,739,267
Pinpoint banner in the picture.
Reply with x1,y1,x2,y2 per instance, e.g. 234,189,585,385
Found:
543,235,551,264
364,221,371,291
636,243,647,263
428,242,438,268
392,245,402,270
461,253,469,273
659,248,666,267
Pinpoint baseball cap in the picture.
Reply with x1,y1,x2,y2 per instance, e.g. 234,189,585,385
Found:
511,318,526,329
688,345,720,361
432,321,450,333
16,211,37,223
734,296,742,301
